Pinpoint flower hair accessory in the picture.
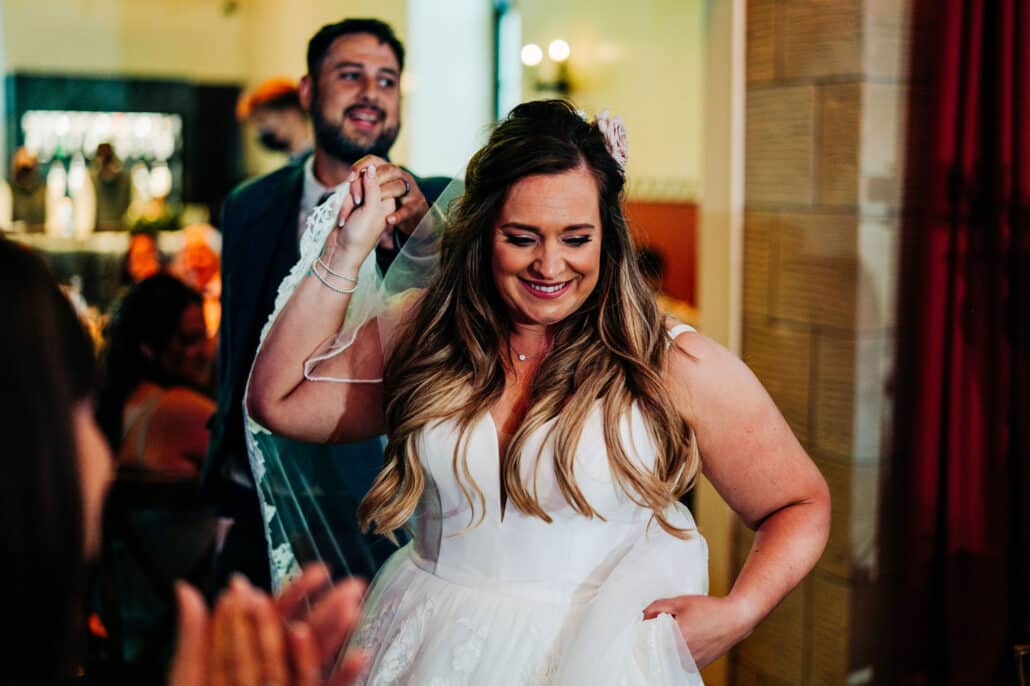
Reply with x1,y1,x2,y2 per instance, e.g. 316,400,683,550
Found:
593,110,628,173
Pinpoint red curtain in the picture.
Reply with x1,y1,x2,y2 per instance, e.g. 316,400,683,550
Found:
884,0,1029,683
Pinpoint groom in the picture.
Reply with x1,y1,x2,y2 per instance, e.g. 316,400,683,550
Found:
205,18,449,592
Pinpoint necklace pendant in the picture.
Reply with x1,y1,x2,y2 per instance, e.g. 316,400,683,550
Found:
517,353,527,361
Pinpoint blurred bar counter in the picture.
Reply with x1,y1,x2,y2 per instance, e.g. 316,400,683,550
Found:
4,230,188,310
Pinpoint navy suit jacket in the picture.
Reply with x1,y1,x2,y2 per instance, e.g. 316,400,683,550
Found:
204,158,449,579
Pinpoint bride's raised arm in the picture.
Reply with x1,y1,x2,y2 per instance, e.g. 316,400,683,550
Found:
247,165,394,444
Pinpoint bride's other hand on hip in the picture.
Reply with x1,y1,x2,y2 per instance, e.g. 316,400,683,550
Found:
642,593,754,669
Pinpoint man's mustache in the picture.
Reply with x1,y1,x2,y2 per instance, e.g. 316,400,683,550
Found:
344,102,386,120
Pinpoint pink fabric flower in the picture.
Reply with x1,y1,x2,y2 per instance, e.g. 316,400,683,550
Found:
594,110,628,173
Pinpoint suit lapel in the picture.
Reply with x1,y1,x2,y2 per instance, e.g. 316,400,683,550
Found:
234,165,303,357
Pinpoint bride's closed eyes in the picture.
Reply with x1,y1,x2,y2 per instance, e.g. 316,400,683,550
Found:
499,221,597,248
502,233,593,247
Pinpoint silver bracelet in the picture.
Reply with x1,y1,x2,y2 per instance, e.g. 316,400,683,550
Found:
310,263,358,294
316,255,359,283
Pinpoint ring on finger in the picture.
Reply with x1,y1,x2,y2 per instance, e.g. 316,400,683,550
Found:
400,178,411,198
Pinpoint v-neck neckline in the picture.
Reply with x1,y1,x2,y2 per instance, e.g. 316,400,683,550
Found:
483,410,510,522
481,408,564,523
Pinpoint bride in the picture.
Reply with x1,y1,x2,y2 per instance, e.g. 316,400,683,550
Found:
247,100,830,684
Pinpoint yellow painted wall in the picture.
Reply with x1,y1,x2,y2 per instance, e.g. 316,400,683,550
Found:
241,0,407,81
2,0,246,81
517,0,706,201
0,0,406,84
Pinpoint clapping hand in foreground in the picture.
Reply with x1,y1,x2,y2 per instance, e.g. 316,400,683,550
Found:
169,564,367,686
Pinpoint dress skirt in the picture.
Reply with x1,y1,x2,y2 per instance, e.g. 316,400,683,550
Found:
350,508,708,686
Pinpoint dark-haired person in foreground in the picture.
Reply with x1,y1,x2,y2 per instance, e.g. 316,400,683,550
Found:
205,17,450,592
0,237,365,685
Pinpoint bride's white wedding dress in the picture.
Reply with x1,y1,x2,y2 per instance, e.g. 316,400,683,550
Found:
350,381,708,685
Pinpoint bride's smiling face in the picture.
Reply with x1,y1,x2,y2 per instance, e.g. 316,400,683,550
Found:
491,164,603,328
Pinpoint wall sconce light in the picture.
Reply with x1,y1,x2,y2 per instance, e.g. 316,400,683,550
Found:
522,39,572,96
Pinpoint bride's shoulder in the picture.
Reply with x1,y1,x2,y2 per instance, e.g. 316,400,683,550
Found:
663,322,760,422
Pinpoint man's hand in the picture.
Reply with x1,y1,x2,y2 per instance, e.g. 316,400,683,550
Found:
351,155,430,241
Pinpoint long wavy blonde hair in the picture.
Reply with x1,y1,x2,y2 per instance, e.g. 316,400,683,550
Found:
358,100,699,537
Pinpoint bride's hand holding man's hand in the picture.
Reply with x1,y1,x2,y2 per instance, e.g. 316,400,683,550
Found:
326,164,394,276
350,154,428,237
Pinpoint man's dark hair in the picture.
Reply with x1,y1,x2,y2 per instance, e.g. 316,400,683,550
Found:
307,18,405,79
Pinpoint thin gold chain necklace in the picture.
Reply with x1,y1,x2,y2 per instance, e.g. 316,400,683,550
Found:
509,341,551,362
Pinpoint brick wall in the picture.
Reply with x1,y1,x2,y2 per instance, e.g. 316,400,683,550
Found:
733,1,911,683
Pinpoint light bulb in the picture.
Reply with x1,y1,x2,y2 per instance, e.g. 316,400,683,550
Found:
548,39,571,63
521,43,543,67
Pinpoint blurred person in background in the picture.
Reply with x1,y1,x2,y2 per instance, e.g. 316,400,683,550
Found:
238,77,314,165
97,273,215,474
121,228,166,287
0,236,367,685
206,17,450,593
10,147,47,227
93,274,213,678
170,223,222,340
91,142,132,230
638,245,697,326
